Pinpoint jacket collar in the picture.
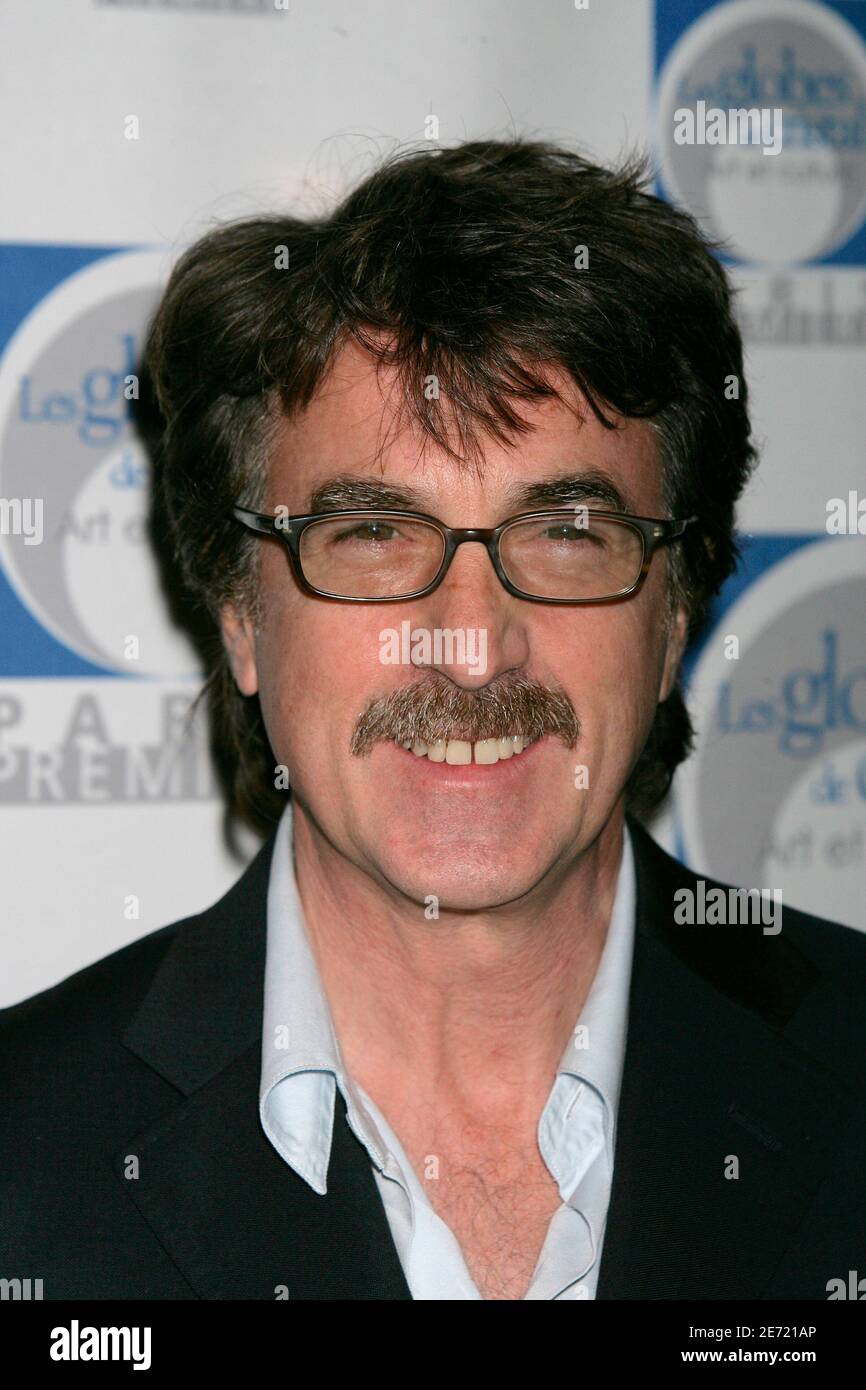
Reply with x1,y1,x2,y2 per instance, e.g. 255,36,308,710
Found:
122,831,275,1097
119,812,853,1300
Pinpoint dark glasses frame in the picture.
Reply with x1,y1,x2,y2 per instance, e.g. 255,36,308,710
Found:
230,505,700,604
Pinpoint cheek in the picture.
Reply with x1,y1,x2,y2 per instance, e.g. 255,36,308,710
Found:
545,602,668,772
254,596,387,775
552,598,664,702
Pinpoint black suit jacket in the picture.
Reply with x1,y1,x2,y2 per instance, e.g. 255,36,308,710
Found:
2,815,865,1300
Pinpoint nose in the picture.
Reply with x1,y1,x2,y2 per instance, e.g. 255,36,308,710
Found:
412,536,530,688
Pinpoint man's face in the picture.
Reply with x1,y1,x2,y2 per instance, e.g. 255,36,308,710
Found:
222,342,688,910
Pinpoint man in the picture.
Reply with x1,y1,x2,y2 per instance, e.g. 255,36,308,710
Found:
2,139,864,1301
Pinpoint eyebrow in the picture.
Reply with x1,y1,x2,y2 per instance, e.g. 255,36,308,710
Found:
308,476,426,512
504,470,631,513
306,469,633,516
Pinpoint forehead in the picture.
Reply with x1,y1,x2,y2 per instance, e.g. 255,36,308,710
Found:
266,338,664,515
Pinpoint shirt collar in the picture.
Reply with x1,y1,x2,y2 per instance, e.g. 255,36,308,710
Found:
555,821,636,1114
259,802,391,1193
537,823,636,1185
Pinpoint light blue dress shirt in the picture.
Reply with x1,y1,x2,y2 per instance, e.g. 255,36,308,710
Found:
259,802,636,1300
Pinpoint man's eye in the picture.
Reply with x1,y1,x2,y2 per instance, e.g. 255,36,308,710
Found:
333,522,399,543
539,524,594,542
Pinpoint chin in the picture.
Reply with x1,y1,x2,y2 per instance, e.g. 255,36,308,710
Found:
376,788,563,845
370,840,550,913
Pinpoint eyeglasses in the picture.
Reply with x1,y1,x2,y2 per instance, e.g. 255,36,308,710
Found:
231,506,699,603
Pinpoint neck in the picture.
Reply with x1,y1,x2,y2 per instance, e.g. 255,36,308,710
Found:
290,800,626,1127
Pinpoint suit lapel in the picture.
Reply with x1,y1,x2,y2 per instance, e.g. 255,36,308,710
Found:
597,817,856,1300
118,831,411,1300
118,1043,411,1299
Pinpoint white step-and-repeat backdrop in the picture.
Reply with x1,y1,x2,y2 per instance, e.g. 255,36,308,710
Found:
1,0,864,1005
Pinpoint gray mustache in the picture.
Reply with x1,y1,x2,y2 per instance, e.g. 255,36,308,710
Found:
350,672,580,755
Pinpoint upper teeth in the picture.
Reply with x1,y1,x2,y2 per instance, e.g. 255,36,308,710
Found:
394,735,538,764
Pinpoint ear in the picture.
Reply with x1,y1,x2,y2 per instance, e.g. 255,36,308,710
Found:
659,602,689,703
220,603,259,697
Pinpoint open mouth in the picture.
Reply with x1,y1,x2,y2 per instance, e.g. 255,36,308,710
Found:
391,734,541,766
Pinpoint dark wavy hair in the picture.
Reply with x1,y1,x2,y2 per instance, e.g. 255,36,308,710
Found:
141,137,757,844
